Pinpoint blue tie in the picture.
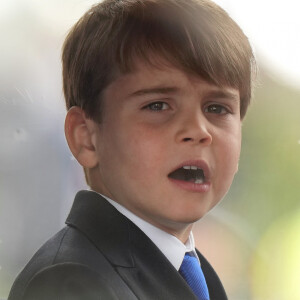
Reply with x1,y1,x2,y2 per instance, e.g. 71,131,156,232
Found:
179,252,210,300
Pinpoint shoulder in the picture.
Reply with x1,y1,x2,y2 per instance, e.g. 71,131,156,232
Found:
22,262,118,300
9,226,120,300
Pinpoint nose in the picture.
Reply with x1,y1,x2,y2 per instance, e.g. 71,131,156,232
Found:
175,112,212,145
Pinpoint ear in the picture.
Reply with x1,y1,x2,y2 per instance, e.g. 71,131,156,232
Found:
65,107,98,168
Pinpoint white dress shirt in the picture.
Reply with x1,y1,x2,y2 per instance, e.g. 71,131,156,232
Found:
96,191,200,270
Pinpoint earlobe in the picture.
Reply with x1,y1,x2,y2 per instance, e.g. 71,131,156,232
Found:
65,107,99,168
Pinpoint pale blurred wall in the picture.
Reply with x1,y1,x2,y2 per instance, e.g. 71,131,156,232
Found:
0,1,91,296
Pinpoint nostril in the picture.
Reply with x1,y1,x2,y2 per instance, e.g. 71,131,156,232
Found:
183,137,193,142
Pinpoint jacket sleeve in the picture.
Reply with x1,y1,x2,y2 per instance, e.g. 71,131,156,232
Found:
22,262,118,300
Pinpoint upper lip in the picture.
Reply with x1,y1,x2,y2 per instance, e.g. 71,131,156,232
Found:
168,159,211,181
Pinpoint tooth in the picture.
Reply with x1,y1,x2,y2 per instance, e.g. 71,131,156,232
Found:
195,178,204,184
183,166,191,170
191,166,197,170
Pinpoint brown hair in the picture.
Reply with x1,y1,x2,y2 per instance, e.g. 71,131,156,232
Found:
62,0,256,122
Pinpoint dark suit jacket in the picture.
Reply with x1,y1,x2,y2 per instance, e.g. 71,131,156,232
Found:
9,190,227,300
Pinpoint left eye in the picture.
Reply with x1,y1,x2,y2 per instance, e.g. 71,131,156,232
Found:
205,104,229,114
144,102,170,111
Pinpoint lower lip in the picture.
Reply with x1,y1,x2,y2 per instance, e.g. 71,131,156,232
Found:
168,178,211,193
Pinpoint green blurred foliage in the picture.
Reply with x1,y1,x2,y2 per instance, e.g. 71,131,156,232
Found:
251,208,300,299
225,70,300,233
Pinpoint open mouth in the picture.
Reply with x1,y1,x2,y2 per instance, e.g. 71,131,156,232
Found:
168,166,205,184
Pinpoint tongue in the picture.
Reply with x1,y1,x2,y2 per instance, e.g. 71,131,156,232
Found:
168,168,204,182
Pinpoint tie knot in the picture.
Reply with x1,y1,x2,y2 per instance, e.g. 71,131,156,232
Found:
179,252,210,300
182,252,199,266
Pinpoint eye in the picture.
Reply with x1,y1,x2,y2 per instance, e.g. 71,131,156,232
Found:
205,104,229,115
144,101,170,111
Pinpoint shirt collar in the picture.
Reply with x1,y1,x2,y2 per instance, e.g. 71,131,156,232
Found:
96,191,199,270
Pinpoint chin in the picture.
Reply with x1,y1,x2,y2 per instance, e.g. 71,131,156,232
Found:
168,208,210,225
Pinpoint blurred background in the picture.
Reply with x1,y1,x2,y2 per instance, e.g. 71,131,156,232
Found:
0,0,299,299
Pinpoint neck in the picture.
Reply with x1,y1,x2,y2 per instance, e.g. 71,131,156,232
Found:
159,223,194,244
90,185,195,244
140,216,193,243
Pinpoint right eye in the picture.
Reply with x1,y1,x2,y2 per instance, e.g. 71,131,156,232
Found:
143,102,170,112
204,104,230,115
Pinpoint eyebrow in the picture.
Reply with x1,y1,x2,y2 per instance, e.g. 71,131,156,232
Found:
205,90,240,102
129,86,179,97
128,85,239,101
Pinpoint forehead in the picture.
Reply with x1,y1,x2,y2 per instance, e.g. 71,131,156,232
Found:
104,57,240,101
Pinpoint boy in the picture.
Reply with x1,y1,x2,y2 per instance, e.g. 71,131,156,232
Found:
9,0,255,299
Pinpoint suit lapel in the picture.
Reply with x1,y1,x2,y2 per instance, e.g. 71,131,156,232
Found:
66,190,134,268
66,190,197,299
116,219,198,300
66,191,227,299
196,250,228,300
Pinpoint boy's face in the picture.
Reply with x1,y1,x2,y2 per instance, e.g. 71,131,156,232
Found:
90,58,241,234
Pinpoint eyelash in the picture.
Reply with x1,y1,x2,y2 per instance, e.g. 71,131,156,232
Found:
143,101,170,112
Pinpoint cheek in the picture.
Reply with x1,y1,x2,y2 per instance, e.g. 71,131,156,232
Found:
103,123,167,177
215,129,241,177
223,135,241,178
128,128,167,172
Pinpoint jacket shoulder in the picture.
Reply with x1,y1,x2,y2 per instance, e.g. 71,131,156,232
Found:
9,226,126,300
22,262,118,300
